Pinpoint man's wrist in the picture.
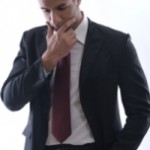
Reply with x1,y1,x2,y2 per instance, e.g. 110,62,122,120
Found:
42,67,53,77
41,52,58,73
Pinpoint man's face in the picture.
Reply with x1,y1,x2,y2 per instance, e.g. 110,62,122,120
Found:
38,0,81,30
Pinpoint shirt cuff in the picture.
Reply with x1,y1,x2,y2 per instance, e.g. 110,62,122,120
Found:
43,67,52,78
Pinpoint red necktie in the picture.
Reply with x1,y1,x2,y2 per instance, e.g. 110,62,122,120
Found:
52,54,71,143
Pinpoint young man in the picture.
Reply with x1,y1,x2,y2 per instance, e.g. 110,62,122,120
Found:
1,0,150,150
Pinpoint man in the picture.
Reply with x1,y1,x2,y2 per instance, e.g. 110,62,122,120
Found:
1,0,150,150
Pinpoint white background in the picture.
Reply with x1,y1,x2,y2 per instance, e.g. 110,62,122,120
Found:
0,0,150,149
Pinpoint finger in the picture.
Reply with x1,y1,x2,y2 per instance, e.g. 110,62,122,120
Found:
68,37,78,48
59,18,76,32
65,28,75,36
46,22,53,38
66,33,77,44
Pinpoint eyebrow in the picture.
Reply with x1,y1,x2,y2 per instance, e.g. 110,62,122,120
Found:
41,7,49,10
40,3,67,10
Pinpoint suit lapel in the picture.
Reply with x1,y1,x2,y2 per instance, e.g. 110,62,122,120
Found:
80,20,104,88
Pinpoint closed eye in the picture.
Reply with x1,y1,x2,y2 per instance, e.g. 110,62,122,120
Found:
41,8,50,13
57,6,67,11
57,4,68,11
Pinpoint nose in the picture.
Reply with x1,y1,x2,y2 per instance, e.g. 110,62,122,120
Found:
49,11,61,30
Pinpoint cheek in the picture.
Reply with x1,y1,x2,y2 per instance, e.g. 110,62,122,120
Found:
62,6,78,20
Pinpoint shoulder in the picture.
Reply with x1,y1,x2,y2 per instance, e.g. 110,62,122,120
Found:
88,19,130,44
21,25,47,41
87,19,134,62
25,25,47,35
20,25,47,46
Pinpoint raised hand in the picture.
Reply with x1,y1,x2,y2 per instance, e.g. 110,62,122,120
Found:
42,18,77,72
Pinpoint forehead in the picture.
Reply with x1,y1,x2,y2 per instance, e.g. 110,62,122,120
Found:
38,0,72,8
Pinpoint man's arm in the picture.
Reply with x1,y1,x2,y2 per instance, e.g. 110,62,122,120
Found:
0,31,51,111
0,18,77,111
112,36,150,150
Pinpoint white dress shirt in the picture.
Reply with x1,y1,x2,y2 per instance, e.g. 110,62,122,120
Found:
46,15,95,145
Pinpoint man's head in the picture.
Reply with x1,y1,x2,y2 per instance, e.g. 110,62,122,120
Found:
38,0,82,30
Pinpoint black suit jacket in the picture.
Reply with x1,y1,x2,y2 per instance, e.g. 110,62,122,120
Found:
1,20,150,150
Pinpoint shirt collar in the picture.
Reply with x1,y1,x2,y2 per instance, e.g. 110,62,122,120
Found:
74,14,88,45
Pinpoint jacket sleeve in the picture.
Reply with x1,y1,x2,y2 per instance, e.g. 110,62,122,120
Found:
111,36,150,150
0,31,51,111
